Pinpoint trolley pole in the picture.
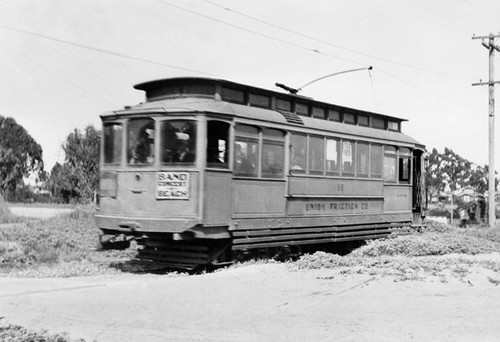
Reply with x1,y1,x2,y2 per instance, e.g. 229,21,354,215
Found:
472,33,500,228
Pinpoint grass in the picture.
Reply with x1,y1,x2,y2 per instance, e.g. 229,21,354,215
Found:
0,196,22,224
0,206,137,277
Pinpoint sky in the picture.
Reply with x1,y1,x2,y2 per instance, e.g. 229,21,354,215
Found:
0,0,499,171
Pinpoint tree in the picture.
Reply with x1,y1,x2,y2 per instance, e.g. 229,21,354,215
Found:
0,116,43,198
47,162,79,203
469,164,499,195
425,148,446,201
440,147,472,193
425,147,495,199
49,125,100,203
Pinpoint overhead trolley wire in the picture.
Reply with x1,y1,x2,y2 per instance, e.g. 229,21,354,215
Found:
154,0,365,66
0,24,216,76
201,0,469,81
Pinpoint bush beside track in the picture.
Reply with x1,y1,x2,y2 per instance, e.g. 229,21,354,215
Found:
294,220,500,281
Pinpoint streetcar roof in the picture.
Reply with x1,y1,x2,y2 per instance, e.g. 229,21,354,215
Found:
102,96,423,148
132,76,408,122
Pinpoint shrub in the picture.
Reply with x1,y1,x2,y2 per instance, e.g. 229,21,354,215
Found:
0,319,84,342
422,219,453,233
0,195,11,223
351,231,500,258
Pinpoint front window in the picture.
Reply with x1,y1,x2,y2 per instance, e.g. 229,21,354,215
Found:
103,123,123,164
161,120,197,164
127,118,155,165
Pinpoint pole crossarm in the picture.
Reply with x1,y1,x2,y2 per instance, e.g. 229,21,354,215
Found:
472,81,500,86
472,33,500,40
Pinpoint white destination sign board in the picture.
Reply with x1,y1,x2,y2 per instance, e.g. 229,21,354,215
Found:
156,172,189,200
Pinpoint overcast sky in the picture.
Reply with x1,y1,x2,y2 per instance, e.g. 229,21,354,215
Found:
0,0,499,171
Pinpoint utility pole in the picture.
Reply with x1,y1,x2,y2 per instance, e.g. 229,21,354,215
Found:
472,33,500,228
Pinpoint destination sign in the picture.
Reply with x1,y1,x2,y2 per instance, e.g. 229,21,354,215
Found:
156,172,189,200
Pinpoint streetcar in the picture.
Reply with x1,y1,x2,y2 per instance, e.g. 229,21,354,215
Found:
95,77,426,269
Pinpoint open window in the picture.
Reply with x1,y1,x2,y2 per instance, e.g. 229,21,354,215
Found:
326,138,340,175
206,121,229,168
399,148,411,183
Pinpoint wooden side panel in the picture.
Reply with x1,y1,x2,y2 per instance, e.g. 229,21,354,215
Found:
384,186,412,212
100,171,199,218
204,171,231,225
232,180,286,217
288,177,383,197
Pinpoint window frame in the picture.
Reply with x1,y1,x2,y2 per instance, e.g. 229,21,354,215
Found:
370,144,383,179
325,138,340,175
290,133,307,174
341,140,355,176
356,141,370,178
206,120,230,169
160,119,197,165
126,118,156,166
103,122,123,166
383,146,398,183
233,124,260,178
398,148,412,184
308,135,325,175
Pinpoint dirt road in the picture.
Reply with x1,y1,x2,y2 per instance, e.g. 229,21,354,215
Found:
1,263,499,342
8,206,74,219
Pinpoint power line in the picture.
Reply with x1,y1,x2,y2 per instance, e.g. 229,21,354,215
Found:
0,24,215,76
201,0,469,81
154,0,365,66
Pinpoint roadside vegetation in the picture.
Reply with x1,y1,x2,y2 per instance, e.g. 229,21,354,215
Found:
1,206,500,341
0,204,137,277
295,220,500,282
0,319,84,342
2,204,500,278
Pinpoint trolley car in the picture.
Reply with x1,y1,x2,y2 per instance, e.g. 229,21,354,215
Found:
96,77,426,269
